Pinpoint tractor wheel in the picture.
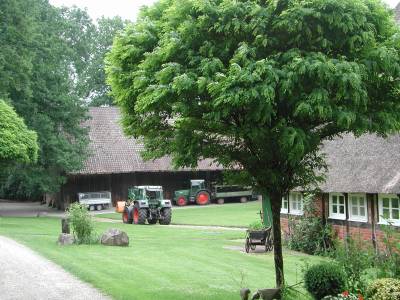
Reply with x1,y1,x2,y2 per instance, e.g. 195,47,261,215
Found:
148,218,158,224
195,191,210,205
176,196,187,206
217,198,225,205
132,207,147,224
240,197,248,203
122,207,132,224
159,208,172,225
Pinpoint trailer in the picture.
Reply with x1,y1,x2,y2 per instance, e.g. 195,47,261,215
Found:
212,185,256,204
78,191,112,211
173,180,258,206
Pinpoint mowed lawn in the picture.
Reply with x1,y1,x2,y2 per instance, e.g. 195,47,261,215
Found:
0,217,321,300
100,200,262,227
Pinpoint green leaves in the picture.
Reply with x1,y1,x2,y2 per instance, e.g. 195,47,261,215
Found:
0,0,89,198
107,0,400,194
0,100,38,164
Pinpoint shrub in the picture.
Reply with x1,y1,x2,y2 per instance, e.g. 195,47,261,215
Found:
366,278,400,300
287,193,334,255
331,237,373,294
304,262,346,300
67,202,97,244
375,222,400,278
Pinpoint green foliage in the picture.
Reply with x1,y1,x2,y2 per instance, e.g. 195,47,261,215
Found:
106,0,400,286
0,0,89,199
107,0,400,194
0,100,38,164
85,17,128,106
67,202,96,244
304,262,347,300
248,220,265,230
376,223,400,278
331,237,374,294
287,194,334,255
366,278,400,300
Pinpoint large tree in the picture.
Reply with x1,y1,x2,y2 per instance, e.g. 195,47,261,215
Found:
83,16,128,106
106,0,400,288
0,0,88,199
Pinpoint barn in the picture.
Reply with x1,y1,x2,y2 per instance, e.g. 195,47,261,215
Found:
57,107,222,209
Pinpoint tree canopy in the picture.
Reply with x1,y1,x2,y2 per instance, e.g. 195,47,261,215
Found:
0,100,38,164
0,0,89,199
107,0,400,287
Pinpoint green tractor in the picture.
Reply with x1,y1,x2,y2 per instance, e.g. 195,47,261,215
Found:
173,179,211,206
122,186,172,225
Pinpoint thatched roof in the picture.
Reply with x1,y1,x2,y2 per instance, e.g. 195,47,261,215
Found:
395,2,400,24
73,107,220,175
320,133,400,194
75,107,400,194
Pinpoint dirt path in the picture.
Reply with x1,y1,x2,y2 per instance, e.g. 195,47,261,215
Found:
0,235,111,300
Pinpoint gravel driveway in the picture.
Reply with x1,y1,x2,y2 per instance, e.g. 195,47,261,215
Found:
0,235,111,300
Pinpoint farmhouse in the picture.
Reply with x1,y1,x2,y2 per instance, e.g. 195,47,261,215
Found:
281,134,400,248
280,2,400,249
57,107,222,209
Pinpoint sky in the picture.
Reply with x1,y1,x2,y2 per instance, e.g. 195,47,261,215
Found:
49,0,399,21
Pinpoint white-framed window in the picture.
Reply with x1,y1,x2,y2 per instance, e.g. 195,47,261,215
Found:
289,192,303,215
329,193,346,220
348,193,368,222
281,194,289,213
378,194,400,226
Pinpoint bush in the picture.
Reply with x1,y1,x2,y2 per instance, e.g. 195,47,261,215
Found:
331,237,374,294
366,278,400,300
304,262,346,300
375,223,400,278
67,202,97,244
287,194,334,255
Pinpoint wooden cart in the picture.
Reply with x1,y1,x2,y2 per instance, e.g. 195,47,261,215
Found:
245,227,273,253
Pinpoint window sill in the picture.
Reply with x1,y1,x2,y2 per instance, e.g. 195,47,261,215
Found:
348,218,368,223
378,221,400,227
280,210,288,214
328,215,346,221
289,211,304,216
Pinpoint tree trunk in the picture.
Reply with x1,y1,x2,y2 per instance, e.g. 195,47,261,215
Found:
270,192,284,288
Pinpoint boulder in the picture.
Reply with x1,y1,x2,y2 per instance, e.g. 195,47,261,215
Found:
100,228,129,247
58,233,74,246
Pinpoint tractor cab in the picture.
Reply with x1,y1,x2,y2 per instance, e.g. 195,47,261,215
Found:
190,179,206,198
128,186,163,204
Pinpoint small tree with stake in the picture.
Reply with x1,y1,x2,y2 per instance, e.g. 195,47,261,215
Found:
107,0,400,289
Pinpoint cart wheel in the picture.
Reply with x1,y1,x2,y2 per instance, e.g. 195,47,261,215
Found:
245,237,250,253
265,232,274,251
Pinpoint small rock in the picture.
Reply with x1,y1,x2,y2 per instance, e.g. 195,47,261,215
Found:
100,228,129,247
58,233,74,246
